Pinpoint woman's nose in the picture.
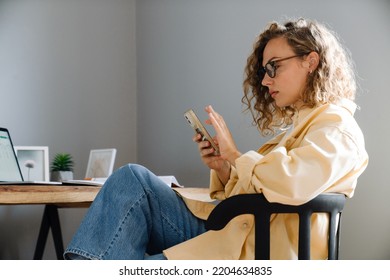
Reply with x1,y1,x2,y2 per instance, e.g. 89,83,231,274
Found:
261,73,273,86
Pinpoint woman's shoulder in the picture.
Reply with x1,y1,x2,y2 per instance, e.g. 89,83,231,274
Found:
306,99,359,126
309,99,366,147
292,99,364,143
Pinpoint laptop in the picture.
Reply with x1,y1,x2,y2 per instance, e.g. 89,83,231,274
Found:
0,127,61,185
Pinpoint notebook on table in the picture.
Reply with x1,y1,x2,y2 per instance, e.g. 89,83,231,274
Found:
0,127,61,185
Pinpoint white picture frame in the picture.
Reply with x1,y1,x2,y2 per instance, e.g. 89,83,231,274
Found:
14,146,50,181
85,148,117,179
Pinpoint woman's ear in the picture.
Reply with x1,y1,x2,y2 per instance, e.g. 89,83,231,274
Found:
305,51,320,73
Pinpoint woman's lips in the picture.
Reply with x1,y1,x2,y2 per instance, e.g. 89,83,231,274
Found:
269,91,278,98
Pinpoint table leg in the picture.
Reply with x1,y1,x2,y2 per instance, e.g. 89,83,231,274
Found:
33,205,64,260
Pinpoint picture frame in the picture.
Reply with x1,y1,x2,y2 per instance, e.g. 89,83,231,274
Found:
14,146,50,181
85,148,117,179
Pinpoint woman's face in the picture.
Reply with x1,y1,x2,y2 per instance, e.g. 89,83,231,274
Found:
261,37,309,108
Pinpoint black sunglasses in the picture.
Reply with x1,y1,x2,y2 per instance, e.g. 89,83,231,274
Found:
259,54,304,79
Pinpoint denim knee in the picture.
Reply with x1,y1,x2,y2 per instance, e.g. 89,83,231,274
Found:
125,163,151,176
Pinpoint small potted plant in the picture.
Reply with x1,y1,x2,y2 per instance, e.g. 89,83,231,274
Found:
50,153,74,181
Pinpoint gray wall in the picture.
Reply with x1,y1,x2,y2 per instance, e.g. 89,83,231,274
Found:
0,0,389,259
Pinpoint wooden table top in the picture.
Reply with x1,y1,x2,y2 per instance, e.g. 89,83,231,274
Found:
0,185,101,206
0,185,213,207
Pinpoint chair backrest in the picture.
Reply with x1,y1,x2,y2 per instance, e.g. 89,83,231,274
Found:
205,193,346,260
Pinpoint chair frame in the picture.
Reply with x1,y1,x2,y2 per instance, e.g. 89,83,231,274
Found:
205,193,346,260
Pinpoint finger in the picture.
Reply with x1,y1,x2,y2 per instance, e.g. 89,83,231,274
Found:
207,108,224,133
192,133,202,142
198,140,211,151
201,147,216,157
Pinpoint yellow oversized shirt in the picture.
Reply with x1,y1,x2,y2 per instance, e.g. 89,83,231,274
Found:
164,99,368,259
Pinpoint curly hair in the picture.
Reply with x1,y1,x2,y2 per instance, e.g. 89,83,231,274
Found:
242,18,357,136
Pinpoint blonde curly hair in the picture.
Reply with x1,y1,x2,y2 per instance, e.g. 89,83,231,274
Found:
242,18,357,136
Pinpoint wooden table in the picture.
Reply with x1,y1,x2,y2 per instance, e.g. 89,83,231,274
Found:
0,185,101,259
0,185,212,259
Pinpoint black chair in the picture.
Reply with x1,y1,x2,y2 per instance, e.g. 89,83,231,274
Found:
205,193,346,260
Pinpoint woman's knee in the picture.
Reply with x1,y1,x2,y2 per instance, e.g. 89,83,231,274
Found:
102,164,146,190
110,163,149,180
125,163,150,175
106,163,166,196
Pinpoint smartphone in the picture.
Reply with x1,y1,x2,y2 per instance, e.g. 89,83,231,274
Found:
184,109,220,155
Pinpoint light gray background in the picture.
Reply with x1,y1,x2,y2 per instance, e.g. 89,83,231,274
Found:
0,0,389,259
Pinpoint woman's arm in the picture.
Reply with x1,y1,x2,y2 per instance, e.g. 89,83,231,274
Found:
226,125,367,204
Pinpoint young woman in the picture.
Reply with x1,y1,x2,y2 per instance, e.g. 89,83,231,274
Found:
64,18,368,260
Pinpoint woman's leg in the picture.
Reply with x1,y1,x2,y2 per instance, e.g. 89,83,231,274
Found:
64,164,206,260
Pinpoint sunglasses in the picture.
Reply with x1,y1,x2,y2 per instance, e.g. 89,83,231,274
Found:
259,54,304,79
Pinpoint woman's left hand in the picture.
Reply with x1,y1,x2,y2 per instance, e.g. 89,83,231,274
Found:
205,105,242,166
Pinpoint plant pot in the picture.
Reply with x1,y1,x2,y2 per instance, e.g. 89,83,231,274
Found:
51,171,74,182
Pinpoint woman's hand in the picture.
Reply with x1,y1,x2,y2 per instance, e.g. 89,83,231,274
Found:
193,133,228,171
192,105,241,185
204,105,242,166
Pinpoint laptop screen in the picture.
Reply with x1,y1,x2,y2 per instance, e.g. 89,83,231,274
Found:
0,128,23,182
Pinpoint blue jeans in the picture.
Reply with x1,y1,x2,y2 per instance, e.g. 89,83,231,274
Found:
64,164,207,260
